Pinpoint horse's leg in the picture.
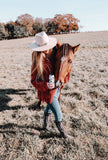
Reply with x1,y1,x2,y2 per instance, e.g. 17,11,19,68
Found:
58,89,61,104
37,100,41,108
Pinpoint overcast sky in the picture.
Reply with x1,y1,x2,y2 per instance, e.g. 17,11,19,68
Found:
0,0,108,31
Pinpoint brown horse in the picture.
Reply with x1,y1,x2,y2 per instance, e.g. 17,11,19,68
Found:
53,43,80,102
55,43,80,86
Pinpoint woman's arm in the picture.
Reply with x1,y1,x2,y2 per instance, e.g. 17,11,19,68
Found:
31,69,49,91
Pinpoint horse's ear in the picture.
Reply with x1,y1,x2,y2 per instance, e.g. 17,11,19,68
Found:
56,41,62,49
72,44,80,54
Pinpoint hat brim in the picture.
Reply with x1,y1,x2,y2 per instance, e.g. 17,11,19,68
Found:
30,37,57,51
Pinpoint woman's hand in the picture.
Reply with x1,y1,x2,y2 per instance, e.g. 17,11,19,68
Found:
47,82,55,90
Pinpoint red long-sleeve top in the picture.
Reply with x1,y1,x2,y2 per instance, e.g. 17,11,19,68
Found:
31,55,56,104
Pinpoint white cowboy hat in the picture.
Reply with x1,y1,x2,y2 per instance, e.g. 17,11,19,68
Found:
30,31,57,51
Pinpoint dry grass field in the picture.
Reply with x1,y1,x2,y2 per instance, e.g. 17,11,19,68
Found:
0,31,108,160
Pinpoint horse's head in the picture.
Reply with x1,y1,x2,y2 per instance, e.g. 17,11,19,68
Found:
55,43,80,86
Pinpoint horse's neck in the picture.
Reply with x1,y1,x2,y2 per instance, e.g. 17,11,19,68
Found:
47,48,60,80
47,51,56,73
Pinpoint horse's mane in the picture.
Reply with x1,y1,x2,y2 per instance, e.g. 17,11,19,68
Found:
47,46,57,75
56,43,72,58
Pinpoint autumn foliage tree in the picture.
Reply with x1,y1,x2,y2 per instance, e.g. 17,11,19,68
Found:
52,14,80,33
52,14,67,33
16,13,34,36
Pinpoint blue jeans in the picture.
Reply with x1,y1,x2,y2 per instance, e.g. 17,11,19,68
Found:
44,88,62,122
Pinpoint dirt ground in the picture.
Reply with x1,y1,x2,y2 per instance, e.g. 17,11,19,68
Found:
0,31,108,160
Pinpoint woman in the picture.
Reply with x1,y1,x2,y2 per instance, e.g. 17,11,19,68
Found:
30,31,69,138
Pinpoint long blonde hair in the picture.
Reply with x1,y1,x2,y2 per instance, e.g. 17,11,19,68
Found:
31,51,45,80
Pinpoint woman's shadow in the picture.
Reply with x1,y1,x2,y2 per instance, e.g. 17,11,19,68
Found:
0,88,39,112
0,88,60,139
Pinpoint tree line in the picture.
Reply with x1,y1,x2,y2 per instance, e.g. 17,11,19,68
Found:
0,13,80,40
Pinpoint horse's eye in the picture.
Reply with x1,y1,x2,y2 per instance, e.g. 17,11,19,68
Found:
68,59,72,64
